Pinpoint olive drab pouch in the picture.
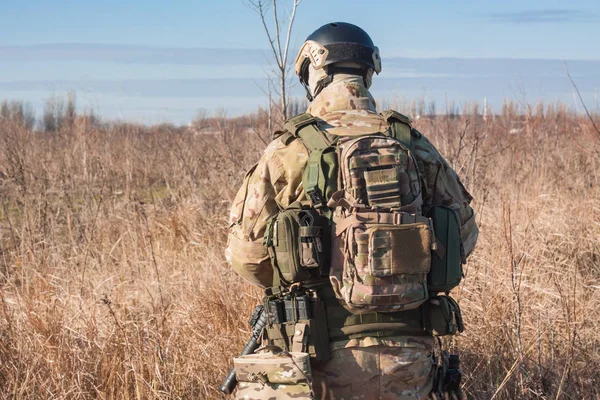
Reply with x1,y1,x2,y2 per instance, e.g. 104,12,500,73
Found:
426,206,464,293
234,350,314,400
424,295,464,336
299,212,325,269
264,203,329,285
264,290,331,361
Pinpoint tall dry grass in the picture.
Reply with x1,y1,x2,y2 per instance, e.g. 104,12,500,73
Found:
0,102,598,399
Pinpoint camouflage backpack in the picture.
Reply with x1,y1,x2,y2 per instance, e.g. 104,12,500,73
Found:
265,111,464,315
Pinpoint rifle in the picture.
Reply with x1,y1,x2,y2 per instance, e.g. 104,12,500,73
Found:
219,304,268,395
442,354,463,400
434,352,464,400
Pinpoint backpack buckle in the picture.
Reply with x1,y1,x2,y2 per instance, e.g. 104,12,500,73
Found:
308,188,325,209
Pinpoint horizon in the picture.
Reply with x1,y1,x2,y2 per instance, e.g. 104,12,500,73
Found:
4,42,600,61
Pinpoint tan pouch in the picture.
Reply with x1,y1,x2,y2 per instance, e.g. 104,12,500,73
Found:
341,221,432,313
265,319,330,361
234,350,314,400
367,223,432,276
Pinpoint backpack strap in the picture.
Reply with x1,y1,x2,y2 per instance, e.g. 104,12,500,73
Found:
283,113,336,210
272,129,296,145
381,110,419,151
283,113,332,151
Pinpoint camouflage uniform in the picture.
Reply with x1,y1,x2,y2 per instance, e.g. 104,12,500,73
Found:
226,75,478,399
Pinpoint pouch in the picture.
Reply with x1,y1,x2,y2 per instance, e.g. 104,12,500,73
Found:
343,222,432,312
265,293,330,361
426,206,463,293
299,217,323,268
265,204,328,285
234,350,314,400
425,295,464,336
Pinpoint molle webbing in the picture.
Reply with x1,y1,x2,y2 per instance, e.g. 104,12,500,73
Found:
333,209,430,236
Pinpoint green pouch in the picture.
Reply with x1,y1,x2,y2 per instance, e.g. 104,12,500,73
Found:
426,206,463,293
265,204,328,285
425,295,464,336
265,205,305,285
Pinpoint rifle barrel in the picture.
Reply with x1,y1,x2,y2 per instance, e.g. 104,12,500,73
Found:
219,305,268,394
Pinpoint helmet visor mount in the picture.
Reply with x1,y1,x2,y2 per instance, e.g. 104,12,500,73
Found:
372,46,382,74
295,40,329,85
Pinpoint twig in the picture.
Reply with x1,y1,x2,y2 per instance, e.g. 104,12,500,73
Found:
282,0,300,69
137,205,167,328
244,0,301,121
101,294,123,331
564,60,600,139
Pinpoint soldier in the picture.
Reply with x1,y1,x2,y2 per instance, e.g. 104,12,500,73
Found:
226,22,478,400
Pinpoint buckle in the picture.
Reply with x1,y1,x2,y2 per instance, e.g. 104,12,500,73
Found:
308,188,325,209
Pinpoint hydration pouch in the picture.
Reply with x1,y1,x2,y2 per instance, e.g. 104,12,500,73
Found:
425,295,464,336
265,203,328,285
234,350,314,400
426,206,463,293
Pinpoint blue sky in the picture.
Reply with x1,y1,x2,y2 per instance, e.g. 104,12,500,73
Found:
1,0,599,123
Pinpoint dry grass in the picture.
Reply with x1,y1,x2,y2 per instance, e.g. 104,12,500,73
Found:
0,102,599,399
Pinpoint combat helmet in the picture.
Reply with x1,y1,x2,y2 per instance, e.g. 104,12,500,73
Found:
295,22,381,100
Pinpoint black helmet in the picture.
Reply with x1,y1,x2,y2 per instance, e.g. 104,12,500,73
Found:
295,22,381,88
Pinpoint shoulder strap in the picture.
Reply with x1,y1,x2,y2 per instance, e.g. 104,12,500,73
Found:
381,109,415,151
283,113,337,210
271,129,295,145
283,113,316,134
283,112,332,152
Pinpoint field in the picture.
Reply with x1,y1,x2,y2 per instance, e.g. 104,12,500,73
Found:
0,100,599,399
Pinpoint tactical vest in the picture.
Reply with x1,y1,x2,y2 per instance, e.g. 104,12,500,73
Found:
263,111,464,356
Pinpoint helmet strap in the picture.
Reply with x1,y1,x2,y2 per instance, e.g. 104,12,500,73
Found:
302,82,314,102
313,73,334,98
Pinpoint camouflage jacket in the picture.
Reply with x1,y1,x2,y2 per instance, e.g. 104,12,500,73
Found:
226,76,478,289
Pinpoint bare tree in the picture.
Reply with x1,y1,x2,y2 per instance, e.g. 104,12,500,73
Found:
245,0,301,121
43,95,66,132
0,100,36,130
65,91,77,128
